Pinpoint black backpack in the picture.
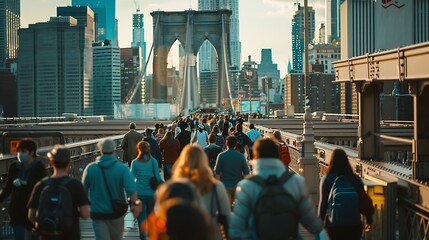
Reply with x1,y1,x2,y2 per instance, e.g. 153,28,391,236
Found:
235,133,245,147
36,177,74,237
248,172,299,240
205,146,222,169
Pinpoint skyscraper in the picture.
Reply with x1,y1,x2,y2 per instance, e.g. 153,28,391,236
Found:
17,10,94,117
57,6,97,42
258,49,280,81
121,46,143,103
131,11,146,74
308,43,340,74
314,23,326,44
340,0,428,117
93,40,120,115
0,0,19,70
291,3,315,72
325,0,345,43
284,72,339,113
258,49,281,102
72,0,118,45
198,0,241,71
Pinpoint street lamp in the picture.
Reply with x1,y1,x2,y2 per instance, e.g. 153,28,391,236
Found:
243,55,257,122
238,89,246,113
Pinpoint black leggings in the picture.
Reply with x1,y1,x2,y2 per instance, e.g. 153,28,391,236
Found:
327,225,363,240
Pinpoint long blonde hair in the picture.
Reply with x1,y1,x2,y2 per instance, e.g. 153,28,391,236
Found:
172,145,216,194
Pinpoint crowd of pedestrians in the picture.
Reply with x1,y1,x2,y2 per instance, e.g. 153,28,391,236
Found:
0,113,374,240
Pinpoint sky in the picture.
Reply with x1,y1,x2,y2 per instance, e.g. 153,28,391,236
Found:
22,0,326,76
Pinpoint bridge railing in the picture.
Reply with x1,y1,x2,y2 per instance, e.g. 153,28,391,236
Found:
247,121,427,239
0,135,126,238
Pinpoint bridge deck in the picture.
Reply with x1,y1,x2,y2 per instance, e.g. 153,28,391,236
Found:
80,212,140,239
79,211,314,239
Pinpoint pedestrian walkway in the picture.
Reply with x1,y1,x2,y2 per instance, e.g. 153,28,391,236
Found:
80,212,140,239
79,210,314,239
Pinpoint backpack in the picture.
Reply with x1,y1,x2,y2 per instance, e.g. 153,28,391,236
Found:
248,172,299,240
236,133,244,146
193,130,208,145
279,142,291,165
205,146,222,169
327,175,361,226
36,177,74,237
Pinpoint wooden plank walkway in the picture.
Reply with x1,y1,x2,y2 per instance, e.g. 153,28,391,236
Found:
79,211,314,240
80,212,140,239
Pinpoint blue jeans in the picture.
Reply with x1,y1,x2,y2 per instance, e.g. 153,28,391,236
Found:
137,195,155,240
163,163,173,181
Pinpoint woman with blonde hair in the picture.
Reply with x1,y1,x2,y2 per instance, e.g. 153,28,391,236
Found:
172,145,230,240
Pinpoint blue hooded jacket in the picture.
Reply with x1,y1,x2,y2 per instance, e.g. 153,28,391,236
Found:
82,155,137,215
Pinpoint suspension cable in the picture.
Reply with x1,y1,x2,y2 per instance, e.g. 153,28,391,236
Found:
124,15,160,104
221,13,233,111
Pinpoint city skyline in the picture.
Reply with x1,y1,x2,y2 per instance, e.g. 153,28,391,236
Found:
22,0,327,77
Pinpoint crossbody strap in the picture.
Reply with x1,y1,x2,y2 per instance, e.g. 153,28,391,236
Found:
212,183,222,215
97,164,115,201
151,157,156,178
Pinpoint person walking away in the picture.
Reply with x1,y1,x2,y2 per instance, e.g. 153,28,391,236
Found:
211,125,225,150
246,124,262,159
130,141,162,240
175,121,192,153
217,115,225,133
121,122,143,167
273,130,291,168
28,145,90,240
214,136,250,205
154,128,165,143
159,132,180,181
172,145,230,240
143,128,163,173
318,148,373,240
230,138,329,240
233,124,253,160
202,118,211,133
82,139,142,240
204,134,223,170
0,138,48,240
192,124,209,148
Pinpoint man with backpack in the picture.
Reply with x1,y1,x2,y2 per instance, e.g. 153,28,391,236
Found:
28,145,90,240
233,124,253,160
230,138,329,240
204,134,223,170
191,124,209,148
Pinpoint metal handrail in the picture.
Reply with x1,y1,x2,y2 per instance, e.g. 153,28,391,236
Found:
371,132,413,144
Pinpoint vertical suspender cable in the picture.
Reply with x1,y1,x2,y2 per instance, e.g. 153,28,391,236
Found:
221,14,233,111
125,15,159,104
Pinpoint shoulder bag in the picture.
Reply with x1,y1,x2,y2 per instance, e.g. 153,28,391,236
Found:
98,164,129,219
212,183,228,240
149,159,162,190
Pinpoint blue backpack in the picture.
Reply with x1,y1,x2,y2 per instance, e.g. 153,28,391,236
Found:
328,175,361,226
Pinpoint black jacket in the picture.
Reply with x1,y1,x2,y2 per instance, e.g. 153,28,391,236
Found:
0,159,48,228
